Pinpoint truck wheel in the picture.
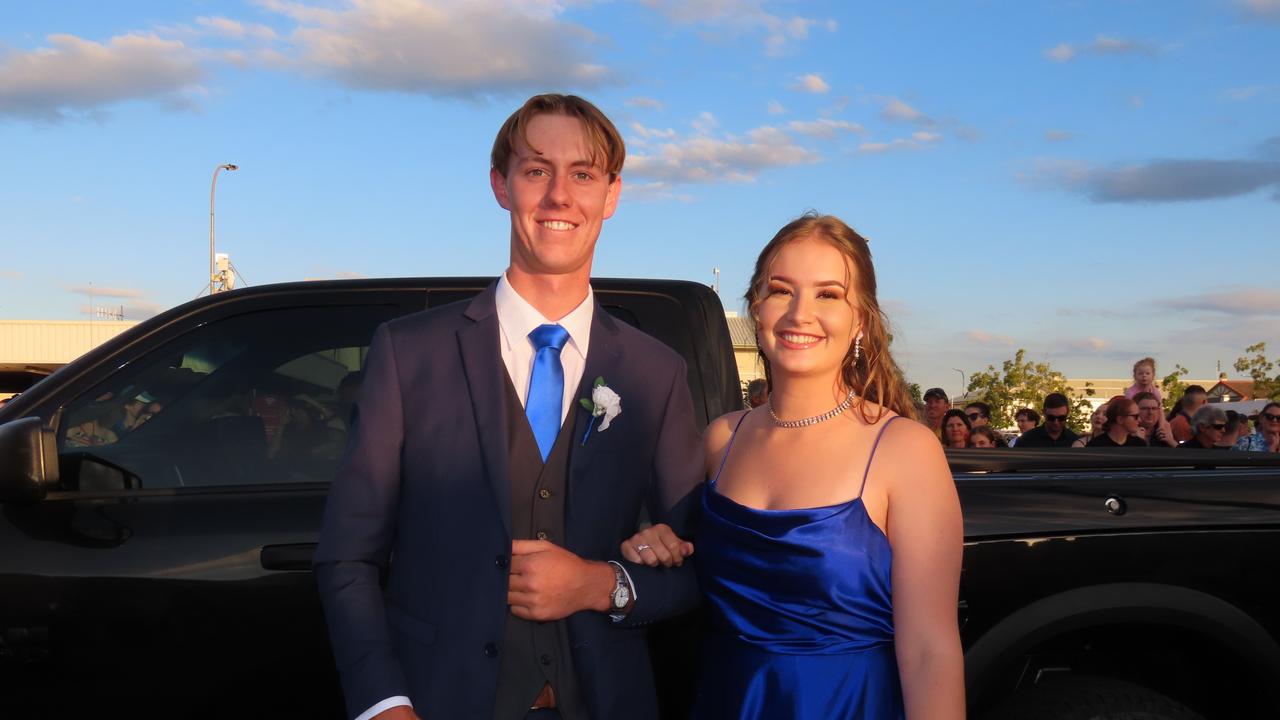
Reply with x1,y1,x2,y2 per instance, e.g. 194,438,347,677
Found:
981,676,1206,720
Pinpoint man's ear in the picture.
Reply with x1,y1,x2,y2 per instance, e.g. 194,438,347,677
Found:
602,174,622,220
490,167,511,210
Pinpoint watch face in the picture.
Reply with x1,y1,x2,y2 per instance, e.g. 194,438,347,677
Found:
614,586,630,609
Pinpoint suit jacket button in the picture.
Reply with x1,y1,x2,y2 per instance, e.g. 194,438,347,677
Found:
483,643,498,658
495,555,508,569
536,531,548,541
538,488,552,499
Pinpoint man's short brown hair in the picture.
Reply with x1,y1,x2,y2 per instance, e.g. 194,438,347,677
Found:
490,94,625,180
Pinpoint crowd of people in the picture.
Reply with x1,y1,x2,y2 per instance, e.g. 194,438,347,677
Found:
912,357,1279,453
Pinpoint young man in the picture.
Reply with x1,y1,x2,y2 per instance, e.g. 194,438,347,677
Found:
314,94,704,720
1169,385,1208,443
1008,408,1039,447
922,387,950,437
1012,393,1080,448
964,401,991,428
1133,391,1176,447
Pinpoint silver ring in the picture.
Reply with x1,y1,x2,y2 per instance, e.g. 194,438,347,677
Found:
634,544,652,553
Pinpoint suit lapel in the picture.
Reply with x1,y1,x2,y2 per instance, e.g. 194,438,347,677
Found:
570,301,623,492
457,284,513,539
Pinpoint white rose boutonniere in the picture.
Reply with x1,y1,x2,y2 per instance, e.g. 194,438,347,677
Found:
579,376,622,444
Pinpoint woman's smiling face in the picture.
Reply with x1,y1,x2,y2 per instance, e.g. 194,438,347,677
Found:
755,236,861,382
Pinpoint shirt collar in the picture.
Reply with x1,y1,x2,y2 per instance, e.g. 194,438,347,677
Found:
495,273,593,360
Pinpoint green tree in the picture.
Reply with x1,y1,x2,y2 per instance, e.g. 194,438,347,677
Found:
1234,342,1280,400
1160,363,1190,412
967,349,1094,431
907,383,922,405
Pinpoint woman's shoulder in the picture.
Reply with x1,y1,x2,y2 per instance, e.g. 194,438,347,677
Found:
867,409,942,454
705,408,750,446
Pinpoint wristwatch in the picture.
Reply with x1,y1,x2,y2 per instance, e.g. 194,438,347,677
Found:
607,561,634,619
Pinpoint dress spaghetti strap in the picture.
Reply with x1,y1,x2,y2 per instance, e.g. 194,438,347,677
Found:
711,411,751,484
857,415,902,499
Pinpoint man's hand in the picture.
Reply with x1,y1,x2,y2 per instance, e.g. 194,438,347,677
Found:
507,540,615,621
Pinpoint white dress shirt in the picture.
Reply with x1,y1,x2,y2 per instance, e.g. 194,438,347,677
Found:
354,275,594,720
494,272,594,425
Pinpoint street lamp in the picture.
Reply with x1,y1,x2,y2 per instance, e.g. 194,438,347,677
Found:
210,163,239,295
952,368,966,400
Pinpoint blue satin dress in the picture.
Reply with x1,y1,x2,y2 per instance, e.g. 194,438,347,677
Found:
692,414,905,719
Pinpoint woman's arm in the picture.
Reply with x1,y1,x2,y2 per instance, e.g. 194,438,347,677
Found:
884,420,966,720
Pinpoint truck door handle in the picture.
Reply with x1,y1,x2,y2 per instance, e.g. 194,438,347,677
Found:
260,543,316,571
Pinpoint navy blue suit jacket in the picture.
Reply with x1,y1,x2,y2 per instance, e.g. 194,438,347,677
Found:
314,283,704,719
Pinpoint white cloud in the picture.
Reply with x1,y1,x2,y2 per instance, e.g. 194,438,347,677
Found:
1222,85,1278,101
258,0,612,96
790,73,830,94
1158,289,1280,316
638,0,836,56
0,33,206,121
963,330,1014,346
626,96,665,111
1062,337,1112,352
788,118,865,139
0,271,21,280
1045,129,1074,143
766,99,786,114
1044,42,1076,62
1239,0,1280,20
881,97,931,125
1021,156,1280,203
691,110,719,134
68,285,146,299
625,124,820,185
630,122,678,140
195,16,279,41
1044,35,1158,63
1090,35,1157,57
623,181,695,203
912,130,941,143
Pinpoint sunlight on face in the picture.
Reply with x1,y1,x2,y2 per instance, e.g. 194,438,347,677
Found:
755,236,861,382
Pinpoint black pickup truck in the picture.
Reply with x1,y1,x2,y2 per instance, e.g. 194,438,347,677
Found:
1,278,1278,719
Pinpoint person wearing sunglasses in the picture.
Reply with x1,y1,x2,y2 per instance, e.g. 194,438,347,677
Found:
963,402,991,428
1011,393,1080,448
1235,402,1280,453
1086,397,1149,447
1177,405,1229,450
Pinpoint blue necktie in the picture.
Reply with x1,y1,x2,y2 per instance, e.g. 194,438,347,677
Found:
526,324,570,462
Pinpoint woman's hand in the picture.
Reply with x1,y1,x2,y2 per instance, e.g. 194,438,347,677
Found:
620,523,694,567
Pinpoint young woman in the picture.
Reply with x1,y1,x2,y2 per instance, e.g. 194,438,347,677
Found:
1086,397,1149,447
940,409,971,449
969,425,1004,448
1124,357,1163,404
1071,401,1110,448
621,214,964,719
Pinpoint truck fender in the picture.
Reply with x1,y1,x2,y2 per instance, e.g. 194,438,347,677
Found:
964,582,1280,700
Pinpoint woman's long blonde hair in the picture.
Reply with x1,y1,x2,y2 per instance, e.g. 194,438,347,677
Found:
746,213,916,424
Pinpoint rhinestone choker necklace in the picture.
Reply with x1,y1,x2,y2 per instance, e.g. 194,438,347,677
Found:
768,389,857,428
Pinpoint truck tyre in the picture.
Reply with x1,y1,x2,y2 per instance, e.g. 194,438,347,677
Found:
981,676,1205,720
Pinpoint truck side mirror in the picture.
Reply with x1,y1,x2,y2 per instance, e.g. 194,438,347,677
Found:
0,416,58,503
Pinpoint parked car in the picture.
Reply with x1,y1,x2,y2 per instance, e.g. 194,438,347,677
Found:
2,277,1279,719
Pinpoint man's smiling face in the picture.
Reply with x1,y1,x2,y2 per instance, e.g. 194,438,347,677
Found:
491,112,621,282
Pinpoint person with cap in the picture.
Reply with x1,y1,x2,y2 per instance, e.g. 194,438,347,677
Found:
922,387,950,438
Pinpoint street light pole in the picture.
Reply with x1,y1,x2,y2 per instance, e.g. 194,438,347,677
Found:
210,163,239,295
952,368,967,400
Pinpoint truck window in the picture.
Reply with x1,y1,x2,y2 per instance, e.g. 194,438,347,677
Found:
56,304,399,490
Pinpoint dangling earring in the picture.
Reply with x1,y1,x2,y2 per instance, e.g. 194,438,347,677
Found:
854,333,863,363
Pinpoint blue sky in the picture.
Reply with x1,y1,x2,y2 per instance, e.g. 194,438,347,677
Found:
1,0,1277,394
